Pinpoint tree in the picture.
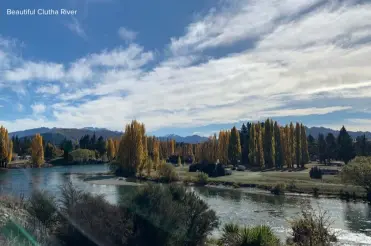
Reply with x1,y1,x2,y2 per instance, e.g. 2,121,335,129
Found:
341,157,371,201
325,133,337,163
106,139,115,161
0,126,10,168
61,139,73,161
7,140,13,163
31,134,44,167
153,138,160,170
96,136,106,158
45,143,57,160
228,126,241,166
295,122,302,168
117,120,145,176
248,124,256,166
263,119,275,168
300,124,309,166
355,135,369,156
256,123,265,169
240,123,250,165
89,133,96,150
337,126,356,164
307,134,318,161
177,155,182,166
318,134,327,164
289,122,295,168
274,122,283,168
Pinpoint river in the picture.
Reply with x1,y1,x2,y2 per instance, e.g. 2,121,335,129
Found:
0,165,371,245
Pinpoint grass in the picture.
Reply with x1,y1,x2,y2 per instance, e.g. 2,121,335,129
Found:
173,164,366,198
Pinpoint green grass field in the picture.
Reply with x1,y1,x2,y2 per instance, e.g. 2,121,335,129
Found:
175,164,365,197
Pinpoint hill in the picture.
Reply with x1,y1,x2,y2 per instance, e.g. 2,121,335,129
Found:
305,127,371,139
158,134,209,144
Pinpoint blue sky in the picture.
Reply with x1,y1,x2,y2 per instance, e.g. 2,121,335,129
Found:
0,0,371,136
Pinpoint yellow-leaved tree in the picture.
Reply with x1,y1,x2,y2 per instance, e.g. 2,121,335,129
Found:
116,120,144,176
0,126,10,168
106,138,116,161
31,133,44,167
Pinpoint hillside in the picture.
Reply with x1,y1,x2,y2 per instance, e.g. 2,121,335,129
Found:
158,134,209,144
305,127,371,139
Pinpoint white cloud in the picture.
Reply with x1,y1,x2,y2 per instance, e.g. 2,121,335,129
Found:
1,0,371,132
65,18,87,39
31,103,46,114
118,27,137,42
36,85,60,94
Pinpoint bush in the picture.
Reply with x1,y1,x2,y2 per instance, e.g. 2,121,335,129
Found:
287,203,337,246
157,163,179,182
271,183,286,195
312,187,319,198
195,172,209,186
26,190,58,229
309,166,322,179
25,182,219,246
68,149,96,163
189,163,202,172
219,223,280,246
189,163,226,177
183,175,194,185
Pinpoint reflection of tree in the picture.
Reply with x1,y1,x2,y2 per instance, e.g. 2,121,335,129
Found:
344,203,371,236
194,187,242,202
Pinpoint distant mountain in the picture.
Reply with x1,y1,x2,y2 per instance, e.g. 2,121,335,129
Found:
305,127,371,139
159,134,208,144
9,127,122,143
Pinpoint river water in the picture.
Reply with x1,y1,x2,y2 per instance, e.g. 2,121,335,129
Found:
0,165,371,245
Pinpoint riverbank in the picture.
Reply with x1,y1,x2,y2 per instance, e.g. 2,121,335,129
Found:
83,165,367,200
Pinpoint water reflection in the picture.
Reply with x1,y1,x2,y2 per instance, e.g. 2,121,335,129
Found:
344,202,371,236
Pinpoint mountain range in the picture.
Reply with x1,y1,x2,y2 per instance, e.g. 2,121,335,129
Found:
8,126,371,145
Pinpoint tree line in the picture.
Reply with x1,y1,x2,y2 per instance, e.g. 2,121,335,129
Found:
307,126,358,164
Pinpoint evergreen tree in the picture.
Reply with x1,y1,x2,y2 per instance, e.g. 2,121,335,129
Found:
153,138,160,170
325,133,337,163
274,122,283,168
240,123,250,165
295,122,302,168
285,125,292,168
337,126,356,164
31,133,44,167
45,142,57,160
355,135,368,156
228,126,241,166
300,124,309,166
280,127,288,168
307,134,318,161
318,134,327,164
96,136,107,157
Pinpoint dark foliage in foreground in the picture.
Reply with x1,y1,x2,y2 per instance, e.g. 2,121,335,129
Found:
309,166,322,179
189,163,226,177
27,182,218,246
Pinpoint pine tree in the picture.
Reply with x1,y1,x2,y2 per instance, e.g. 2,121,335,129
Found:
228,126,241,166
31,133,44,167
300,124,309,166
45,142,57,160
337,126,356,164
240,123,250,165
274,122,283,168
318,134,327,164
295,122,302,168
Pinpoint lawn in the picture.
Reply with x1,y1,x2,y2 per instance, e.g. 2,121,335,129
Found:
174,164,365,197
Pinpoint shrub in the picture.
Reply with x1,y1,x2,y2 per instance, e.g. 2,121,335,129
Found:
271,183,286,195
189,163,226,177
26,190,58,229
219,223,280,246
157,163,179,182
309,166,322,179
287,203,337,246
189,163,201,172
183,175,194,185
68,149,96,163
195,172,209,186
312,187,319,198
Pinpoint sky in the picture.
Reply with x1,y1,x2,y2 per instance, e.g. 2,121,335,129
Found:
0,0,371,136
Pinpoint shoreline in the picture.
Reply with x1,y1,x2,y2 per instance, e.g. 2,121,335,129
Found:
82,174,368,201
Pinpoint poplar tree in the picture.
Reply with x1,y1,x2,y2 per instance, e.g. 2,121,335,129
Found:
0,126,9,167
117,120,144,176
285,125,292,168
107,139,115,161
7,140,13,163
274,122,283,168
263,118,275,168
300,124,309,166
289,122,295,168
295,122,302,168
248,123,256,166
31,133,44,167
280,127,288,168
256,123,265,169
228,126,241,166
153,138,160,170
